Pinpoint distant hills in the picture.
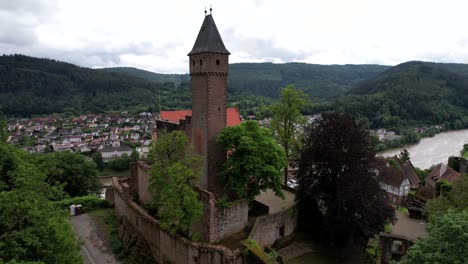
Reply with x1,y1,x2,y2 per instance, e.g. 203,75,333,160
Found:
1,55,468,131
103,63,390,101
334,61,468,129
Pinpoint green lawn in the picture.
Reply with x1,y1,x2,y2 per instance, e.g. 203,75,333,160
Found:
97,167,130,177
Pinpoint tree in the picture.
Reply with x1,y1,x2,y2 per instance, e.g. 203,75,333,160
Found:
216,121,286,200
33,152,101,197
270,85,306,185
0,190,82,264
130,149,140,162
92,151,105,171
296,113,395,247
0,129,82,263
148,131,202,236
399,149,411,163
0,116,7,143
399,211,468,264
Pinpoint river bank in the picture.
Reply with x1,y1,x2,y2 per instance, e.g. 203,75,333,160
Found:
378,129,468,169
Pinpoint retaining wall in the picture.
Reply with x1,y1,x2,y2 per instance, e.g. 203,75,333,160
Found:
110,177,243,264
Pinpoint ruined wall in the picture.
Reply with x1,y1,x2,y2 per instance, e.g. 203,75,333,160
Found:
194,187,249,242
249,209,297,248
111,177,243,264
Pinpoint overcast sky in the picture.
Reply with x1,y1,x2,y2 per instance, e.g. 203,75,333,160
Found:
1,0,468,73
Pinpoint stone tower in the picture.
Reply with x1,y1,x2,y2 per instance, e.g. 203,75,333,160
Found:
188,13,230,196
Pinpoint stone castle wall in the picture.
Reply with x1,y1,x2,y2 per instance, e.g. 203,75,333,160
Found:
129,162,249,243
193,187,249,242
110,177,243,264
249,209,297,248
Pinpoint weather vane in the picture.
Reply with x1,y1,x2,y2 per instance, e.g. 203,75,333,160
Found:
204,6,207,16
210,4,212,14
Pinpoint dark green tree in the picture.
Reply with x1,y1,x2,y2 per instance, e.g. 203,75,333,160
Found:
34,152,101,197
399,149,411,163
296,113,395,247
0,190,82,264
216,121,286,200
130,149,140,162
92,151,105,171
148,131,202,237
270,85,306,185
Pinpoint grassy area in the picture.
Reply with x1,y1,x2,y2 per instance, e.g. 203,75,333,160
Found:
392,204,409,214
384,223,392,233
286,253,339,264
463,150,468,158
97,167,130,177
89,208,125,259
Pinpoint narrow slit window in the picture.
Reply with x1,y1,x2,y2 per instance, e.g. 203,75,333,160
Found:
216,59,220,65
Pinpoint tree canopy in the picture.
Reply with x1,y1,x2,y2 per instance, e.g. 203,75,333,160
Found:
0,120,82,263
270,84,306,184
296,112,395,247
216,121,286,200
32,151,101,197
148,131,203,237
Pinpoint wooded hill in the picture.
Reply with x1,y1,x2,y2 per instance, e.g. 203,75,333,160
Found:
1,55,468,131
103,63,390,101
332,61,468,129
0,55,190,116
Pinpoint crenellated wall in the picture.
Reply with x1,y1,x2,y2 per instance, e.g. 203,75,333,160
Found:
110,177,243,264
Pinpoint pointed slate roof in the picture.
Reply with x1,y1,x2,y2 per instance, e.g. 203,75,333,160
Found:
188,14,230,56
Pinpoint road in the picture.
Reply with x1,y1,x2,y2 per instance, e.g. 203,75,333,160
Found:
70,213,120,264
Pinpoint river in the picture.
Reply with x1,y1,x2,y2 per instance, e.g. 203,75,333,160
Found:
378,129,468,169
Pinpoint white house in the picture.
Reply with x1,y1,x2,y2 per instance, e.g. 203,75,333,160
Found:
101,146,132,159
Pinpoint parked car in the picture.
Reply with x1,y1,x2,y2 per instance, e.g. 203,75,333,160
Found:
287,179,299,189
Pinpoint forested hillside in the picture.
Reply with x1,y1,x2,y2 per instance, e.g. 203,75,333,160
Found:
2,55,468,131
104,63,390,101
332,61,468,129
0,55,190,116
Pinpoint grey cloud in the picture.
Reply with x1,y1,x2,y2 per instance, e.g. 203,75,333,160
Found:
224,31,306,62
0,0,58,22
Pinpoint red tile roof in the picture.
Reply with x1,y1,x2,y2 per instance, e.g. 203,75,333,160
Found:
160,110,192,124
160,108,241,127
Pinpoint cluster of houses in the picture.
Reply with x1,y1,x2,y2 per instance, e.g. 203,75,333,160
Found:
377,155,466,208
6,112,155,159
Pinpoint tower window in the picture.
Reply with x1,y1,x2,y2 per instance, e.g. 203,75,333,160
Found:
192,60,195,66
199,60,203,65
216,59,220,65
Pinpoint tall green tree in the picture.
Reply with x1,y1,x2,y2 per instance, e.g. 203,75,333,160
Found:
399,211,468,264
92,151,105,171
270,85,306,185
148,131,202,237
399,149,411,163
296,113,395,247
216,121,286,200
